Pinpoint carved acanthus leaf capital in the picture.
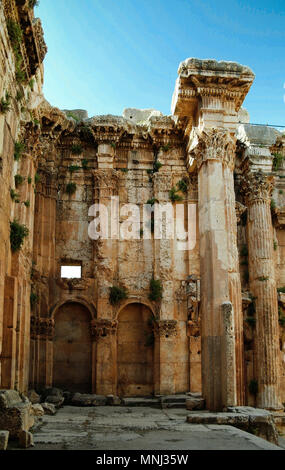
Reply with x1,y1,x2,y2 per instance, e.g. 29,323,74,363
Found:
90,319,118,340
241,170,274,205
153,320,177,338
188,128,236,171
30,317,54,340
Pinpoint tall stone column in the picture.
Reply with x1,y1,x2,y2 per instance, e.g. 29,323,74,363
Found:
189,128,239,410
91,319,118,395
242,170,282,409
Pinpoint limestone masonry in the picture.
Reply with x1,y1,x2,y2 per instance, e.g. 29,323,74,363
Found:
0,0,285,415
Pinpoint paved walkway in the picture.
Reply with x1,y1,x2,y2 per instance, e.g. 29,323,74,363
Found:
10,406,283,450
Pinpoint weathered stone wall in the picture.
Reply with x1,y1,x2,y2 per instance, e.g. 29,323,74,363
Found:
0,3,284,407
0,0,46,393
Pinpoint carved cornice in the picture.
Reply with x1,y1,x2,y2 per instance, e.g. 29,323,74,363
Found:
153,320,177,338
90,319,118,340
241,170,274,205
30,317,54,340
189,127,236,171
3,0,47,79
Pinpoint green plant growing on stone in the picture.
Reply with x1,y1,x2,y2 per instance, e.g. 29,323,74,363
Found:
153,160,162,173
27,176,32,184
28,78,35,91
273,240,278,251
65,182,77,195
7,19,23,47
271,199,277,213
14,174,24,187
0,91,11,114
169,186,183,202
10,188,19,201
71,144,83,155
30,291,38,309
277,286,285,294
278,306,285,326
177,178,188,194
82,159,88,169
279,189,284,195
109,286,128,305
149,279,163,302
272,153,284,171
24,200,30,208
34,173,40,184
14,141,25,161
10,220,29,252
15,89,24,101
120,168,128,173
68,165,80,173
146,198,158,206
110,142,116,149
147,169,153,175
161,143,171,152
258,276,269,282
249,379,258,396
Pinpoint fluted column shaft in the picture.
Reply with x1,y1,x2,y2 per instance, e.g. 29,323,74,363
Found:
191,128,242,410
244,171,282,409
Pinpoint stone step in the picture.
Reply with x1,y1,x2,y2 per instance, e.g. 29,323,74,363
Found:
121,397,161,407
161,402,186,409
160,394,188,404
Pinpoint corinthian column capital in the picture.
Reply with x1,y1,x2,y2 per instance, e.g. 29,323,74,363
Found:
241,170,274,205
188,128,236,171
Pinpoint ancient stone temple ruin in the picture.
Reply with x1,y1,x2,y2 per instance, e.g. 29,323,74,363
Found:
0,0,285,413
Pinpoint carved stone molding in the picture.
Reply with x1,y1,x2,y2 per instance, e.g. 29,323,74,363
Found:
235,201,247,224
241,170,274,205
187,319,200,337
30,317,54,340
153,319,177,338
93,169,119,192
90,319,118,340
189,128,236,171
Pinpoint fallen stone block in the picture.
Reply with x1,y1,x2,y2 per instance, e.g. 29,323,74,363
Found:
186,397,205,410
186,409,279,444
41,402,56,415
42,388,64,408
0,430,9,450
44,395,64,408
27,390,41,404
31,404,44,417
18,430,34,449
71,393,97,406
0,389,34,439
106,395,121,405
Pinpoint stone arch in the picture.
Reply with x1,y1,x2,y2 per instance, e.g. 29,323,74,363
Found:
116,302,155,397
52,301,94,393
50,297,97,320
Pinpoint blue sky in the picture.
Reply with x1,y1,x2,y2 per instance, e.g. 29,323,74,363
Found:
37,0,285,125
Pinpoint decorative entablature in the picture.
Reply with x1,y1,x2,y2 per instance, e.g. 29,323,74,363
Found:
171,58,255,135
3,0,47,79
90,319,118,340
188,127,236,171
30,316,55,340
236,124,280,173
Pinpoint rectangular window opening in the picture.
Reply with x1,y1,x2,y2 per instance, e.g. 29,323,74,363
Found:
61,265,82,279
